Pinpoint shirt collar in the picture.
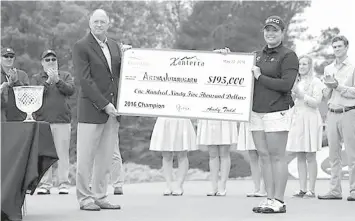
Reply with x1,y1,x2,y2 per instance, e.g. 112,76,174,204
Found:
263,42,283,54
91,32,107,47
330,56,351,67
339,56,350,66
1,66,11,77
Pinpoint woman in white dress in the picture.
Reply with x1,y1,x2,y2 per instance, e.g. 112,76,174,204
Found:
286,55,325,198
150,117,197,196
197,120,238,196
237,122,267,197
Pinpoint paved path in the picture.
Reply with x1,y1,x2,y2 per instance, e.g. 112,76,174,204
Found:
23,180,353,221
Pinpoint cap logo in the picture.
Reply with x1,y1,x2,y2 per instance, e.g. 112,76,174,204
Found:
266,18,280,24
7,49,11,52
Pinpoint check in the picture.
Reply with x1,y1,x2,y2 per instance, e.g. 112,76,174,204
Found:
117,48,255,121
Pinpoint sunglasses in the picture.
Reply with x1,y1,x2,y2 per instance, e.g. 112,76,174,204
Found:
44,58,57,62
2,55,14,59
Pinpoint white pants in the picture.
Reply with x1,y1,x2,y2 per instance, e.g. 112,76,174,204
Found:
76,116,119,206
111,138,124,188
327,109,355,195
39,123,71,189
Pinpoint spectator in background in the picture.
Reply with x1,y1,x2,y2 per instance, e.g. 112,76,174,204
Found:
1,47,29,121
318,35,355,201
286,55,325,198
31,49,75,195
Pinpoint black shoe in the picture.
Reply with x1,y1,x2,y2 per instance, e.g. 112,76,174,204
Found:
114,187,123,195
347,193,355,201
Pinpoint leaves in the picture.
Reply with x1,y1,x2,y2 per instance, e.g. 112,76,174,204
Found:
308,27,340,75
175,1,311,51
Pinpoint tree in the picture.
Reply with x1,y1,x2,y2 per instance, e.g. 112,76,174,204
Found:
160,0,195,47
1,1,89,75
175,1,311,51
308,27,340,75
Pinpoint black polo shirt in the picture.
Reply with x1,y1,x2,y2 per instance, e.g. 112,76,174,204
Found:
252,43,299,113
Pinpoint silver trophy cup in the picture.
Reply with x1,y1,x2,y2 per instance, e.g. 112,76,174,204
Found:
13,86,44,122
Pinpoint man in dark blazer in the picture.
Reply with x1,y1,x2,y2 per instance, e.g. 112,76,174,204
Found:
72,9,125,211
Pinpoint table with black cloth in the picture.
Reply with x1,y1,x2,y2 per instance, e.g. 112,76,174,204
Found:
1,121,58,221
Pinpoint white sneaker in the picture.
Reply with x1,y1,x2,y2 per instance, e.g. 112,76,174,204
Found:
37,187,50,195
252,198,272,213
261,199,286,213
59,187,69,194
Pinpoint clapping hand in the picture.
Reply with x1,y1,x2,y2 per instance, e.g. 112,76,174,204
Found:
323,75,338,89
46,68,59,83
7,68,18,86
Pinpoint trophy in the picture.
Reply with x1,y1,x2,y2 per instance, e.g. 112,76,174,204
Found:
13,86,44,122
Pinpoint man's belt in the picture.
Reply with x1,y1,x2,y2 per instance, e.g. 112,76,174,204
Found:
329,106,355,114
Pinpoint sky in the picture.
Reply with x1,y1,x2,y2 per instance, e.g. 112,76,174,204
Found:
295,0,355,60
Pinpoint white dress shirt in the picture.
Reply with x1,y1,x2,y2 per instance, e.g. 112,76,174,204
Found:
92,32,112,73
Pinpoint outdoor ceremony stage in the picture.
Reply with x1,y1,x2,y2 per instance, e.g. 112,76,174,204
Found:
23,180,353,221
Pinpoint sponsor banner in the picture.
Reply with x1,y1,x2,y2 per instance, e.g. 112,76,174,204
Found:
117,48,255,121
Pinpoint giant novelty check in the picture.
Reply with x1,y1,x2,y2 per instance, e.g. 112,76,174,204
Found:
117,49,255,121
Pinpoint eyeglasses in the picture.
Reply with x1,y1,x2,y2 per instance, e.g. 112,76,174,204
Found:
44,58,57,62
2,55,14,59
